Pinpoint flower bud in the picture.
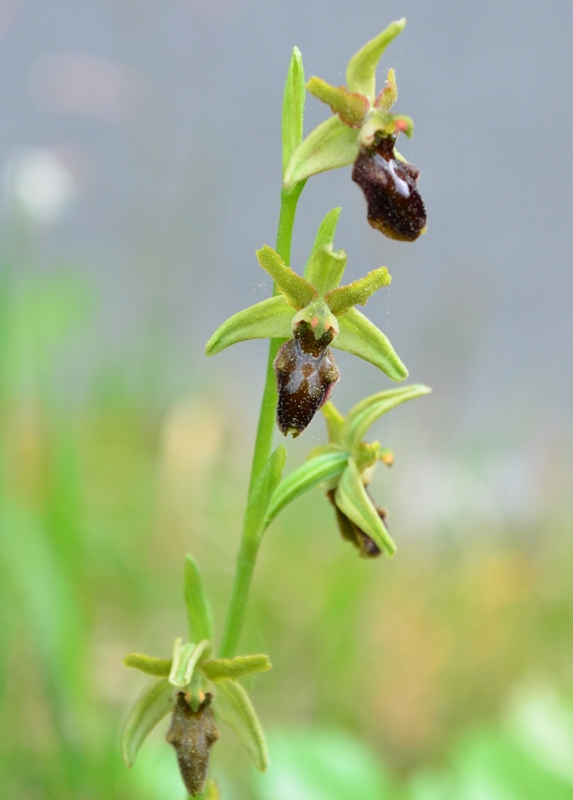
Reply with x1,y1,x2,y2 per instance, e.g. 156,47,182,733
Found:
166,692,220,797
352,134,426,241
274,321,340,437
327,489,389,558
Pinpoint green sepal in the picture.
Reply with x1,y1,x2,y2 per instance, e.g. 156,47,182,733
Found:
246,445,287,547
359,109,414,148
344,384,432,450
123,653,172,677
306,77,369,128
201,654,272,682
215,679,270,772
169,638,211,689
335,460,396,557
325,267,391,315
184,554,213,643
346,18,406,102
305,208,341,275
292,298,339,340
375,68,398,110
305,243,347,296
121,678,174,769
333,307,407,382
321,401,345,446
266,450,349,524
205,296,295,355
256,246,317,309
282,46,305,174
283,115,359,189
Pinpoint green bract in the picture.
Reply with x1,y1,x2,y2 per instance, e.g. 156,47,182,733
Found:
266,384,431,556
205,209,407,383
283,18,415,189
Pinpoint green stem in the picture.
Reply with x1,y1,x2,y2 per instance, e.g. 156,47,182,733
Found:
219,184,304,658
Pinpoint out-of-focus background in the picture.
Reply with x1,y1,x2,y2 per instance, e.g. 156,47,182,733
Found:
1,0,572,798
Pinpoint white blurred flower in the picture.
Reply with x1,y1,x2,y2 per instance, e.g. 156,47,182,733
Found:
5,147,76,223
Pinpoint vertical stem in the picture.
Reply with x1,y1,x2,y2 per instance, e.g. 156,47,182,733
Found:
219,184,304,658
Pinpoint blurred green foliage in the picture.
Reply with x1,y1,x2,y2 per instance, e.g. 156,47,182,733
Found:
1,265,573,799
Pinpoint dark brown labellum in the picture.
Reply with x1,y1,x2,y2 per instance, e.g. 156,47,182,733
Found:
352,134,426,242
165,692,220,797
274,321,340,438
327,489,388,558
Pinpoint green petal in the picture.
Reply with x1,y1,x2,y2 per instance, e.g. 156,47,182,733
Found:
201,654,271,682
344,384,432,450
121,678,174,769
305,243,347,296
283,115,359,189
325,267,391,315
184,554,213,644
205,296,295,355
332,307,407,382
335,461,396,557
375,68,398,110
306,77,369,128
169,638,211,689
123,653,172,677
266,450,349,524
321,401,346,446
305,208,341,276
346,18,406,102
282,46,305,174
256,245,316,309
215,680,269,772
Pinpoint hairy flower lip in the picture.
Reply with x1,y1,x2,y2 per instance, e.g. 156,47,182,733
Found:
274,322,340,437
352,134,426,242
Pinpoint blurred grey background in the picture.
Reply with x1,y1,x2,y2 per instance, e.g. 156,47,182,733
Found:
1,0,572,538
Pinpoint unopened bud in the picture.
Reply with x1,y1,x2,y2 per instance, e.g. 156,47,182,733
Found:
166,692,220,797
274,321,340,437
352,134,426,241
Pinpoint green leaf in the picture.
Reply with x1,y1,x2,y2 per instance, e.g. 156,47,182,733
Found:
246,445,287,546
305,208,342,275
325,267,391,315
256,246,317,309
375,67,398,110
201,654,272,682
283,115,359,189
123,653,172,677
121,678,174,769
184,554,213,643
335,461,396,557
333,307,407,382
304,243,347,297
216,679,269,772
205,296,295,355
306,77,369,128
169,638,211,688
282,46,305,174
344,384,432,450
266,450,349,524
346,18,406,102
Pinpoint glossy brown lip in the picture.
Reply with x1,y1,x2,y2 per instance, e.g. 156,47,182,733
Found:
352,134,426,241
274,321,340,437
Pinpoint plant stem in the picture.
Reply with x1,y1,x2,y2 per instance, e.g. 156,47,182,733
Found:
219,184,304,659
